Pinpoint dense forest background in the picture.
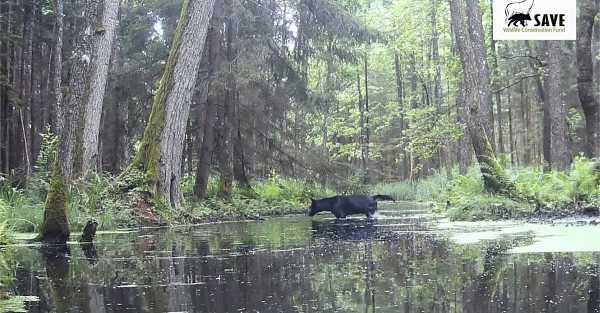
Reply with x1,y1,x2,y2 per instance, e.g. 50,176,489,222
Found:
0,0,599,216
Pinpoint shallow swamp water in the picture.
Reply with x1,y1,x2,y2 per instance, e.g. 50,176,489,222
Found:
11,202,600,313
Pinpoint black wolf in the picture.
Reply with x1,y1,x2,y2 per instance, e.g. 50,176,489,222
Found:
507,13,531,27
308,195,393,219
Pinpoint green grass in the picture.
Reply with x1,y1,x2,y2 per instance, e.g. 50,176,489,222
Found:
1,157,597,231
0,186,41,233
370,171,450,202
185,175,335,221
0,172,336,233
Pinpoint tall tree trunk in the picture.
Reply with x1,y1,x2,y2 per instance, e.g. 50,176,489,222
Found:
30,3,43,165
362,54,370,184
81,0,120,176
216,14,235,199
60,0,100,179
489,11,504,155
11,0,24,180
394,52,409,179
358,71,366,179
193,3,221,200
232,85,251,189
520,79,533,165
431,0,449,176
233,105,251,189
226,13,250,191
21,0,36,178
449,0,513,194
465,0,495,153
52,0,63,137
215,92,233,199
577,0,600,157
456,81,470,175
508,92,515,164
431,0,442,107
124,0,216,209
526,41,547,167
547,41,571,170
112,35,129,172
39,0,69,244
193,91,216,200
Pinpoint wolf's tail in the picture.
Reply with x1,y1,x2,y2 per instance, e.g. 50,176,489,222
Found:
372,194,396,202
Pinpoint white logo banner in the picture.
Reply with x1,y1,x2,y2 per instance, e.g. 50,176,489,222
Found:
493,0,577,41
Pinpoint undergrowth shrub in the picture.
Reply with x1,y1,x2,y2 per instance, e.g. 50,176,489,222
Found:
442,157,599,220
0,185,40,233
443,173,526,221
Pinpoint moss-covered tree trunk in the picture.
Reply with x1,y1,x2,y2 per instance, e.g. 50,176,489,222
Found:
39,166,70,243
449,0,514,194
40,0,101,243
38,0,64,244
125,0,216,209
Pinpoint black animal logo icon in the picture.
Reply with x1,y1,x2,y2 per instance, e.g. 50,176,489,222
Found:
507,13,532,27
505,0,535,27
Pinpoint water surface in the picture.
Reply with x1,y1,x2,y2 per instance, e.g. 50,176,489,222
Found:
13,202,600,312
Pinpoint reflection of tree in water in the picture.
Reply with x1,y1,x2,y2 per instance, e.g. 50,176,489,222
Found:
12,221,600,313
41,245,71,313
589,264,600,313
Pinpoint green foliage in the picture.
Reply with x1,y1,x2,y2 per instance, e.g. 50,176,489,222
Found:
0,225,30,313
253,176,332,203
0,185,40,233
182,176,332,222
35,129,59,174
1,170,336,233
372,158,599,221
444,172,526,221
402,107,463,160
371,171,450,202
26,129,59,205
185,176,335,221
334,172,370,195
567,108,584,140
511,157,600,207
440,158,600,220
69,174,135,230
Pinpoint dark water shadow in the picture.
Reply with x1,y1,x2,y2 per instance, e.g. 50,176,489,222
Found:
311,219,402,241
80,243,98,266
40,244,72,312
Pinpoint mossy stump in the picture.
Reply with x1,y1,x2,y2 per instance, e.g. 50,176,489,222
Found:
38,168,70,244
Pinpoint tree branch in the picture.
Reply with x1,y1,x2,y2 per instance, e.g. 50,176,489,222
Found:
492,73,539,94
